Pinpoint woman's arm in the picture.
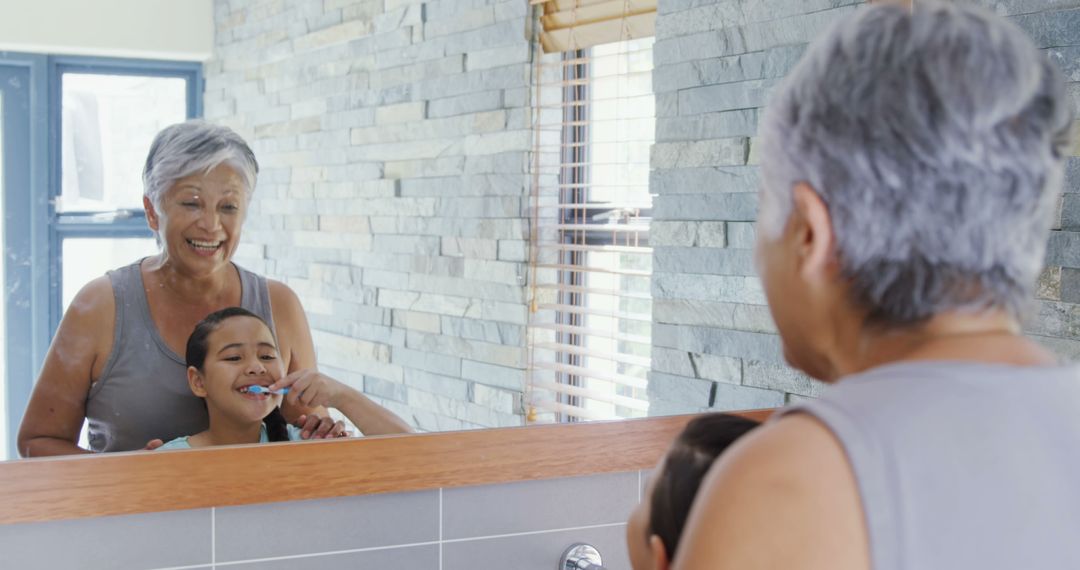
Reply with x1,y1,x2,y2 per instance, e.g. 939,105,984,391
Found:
267,279,411,436
272,369,412,436
16,278,115,457
267,280,331,425
332,385,413,436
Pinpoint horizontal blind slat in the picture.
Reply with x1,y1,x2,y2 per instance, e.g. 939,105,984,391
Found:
535,263,651,278
531,322,651,346
552,223,650,233
534,283,652,300
534,203,653,211
532,342,652,368
536,303,652,323
532,362,649,390
530,380,649,411
536,242,654,255
531,400,609,421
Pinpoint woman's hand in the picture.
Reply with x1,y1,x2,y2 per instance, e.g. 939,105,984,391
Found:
292,413,350,440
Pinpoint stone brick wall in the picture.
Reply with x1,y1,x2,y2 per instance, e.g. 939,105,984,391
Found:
206,0,1080,426
648,0,1080,415
206,0,533,431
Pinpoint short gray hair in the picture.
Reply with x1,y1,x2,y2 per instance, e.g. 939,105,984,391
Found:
758,1,1073,326
142,120,259,210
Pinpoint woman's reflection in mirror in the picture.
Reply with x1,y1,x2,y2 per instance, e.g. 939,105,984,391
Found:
18,120,410,457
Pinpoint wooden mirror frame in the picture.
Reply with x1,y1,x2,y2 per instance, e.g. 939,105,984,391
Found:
0,410,772,525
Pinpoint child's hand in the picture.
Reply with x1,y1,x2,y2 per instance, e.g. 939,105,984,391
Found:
269,369,348,410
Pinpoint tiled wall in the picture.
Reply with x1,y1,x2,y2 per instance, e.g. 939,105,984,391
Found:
647,0,1080,415
0,471,640,569
204,0,1080,424
206,0,534,431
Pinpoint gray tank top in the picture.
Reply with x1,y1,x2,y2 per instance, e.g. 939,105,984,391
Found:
782,361,1080,569
85,260,276,452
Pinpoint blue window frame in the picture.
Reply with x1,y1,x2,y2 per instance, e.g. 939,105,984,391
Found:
0,53,202,458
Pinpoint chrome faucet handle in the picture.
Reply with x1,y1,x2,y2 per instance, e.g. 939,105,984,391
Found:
559,543,606,570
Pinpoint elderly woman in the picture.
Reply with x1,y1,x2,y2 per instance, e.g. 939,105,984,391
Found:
18,120,410,455
674,3,1078,570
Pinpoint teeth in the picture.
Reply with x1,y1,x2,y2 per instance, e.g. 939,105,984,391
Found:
187,239,221,250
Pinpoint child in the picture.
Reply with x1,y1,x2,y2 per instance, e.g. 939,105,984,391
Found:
158,307,406,449
626,413,760,570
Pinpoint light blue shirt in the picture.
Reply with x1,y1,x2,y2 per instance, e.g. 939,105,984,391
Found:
158,423,304,450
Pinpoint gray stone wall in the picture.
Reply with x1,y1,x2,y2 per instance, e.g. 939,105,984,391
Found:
206,0,533,431
648,0,1080,415
206,0,1080,425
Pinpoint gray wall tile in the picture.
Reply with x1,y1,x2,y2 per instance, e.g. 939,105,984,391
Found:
211,0,533,430
443,524,631,570
649,0,1080,411
216,490,438,562
0,508,210,570
443,472,638,539
639,469,653,502
222,544,437,570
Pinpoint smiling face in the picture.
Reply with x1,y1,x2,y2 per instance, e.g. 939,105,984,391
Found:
145,163,247,275
187,315,285,424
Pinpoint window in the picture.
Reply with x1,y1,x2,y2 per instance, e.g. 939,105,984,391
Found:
0,54,201,458
51,58,201,322
527,37,656,422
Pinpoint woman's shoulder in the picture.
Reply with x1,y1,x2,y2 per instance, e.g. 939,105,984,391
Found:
266,278,309,333
69,259,146,320
674,414,866,569
63,275,116,328
265,278,303,310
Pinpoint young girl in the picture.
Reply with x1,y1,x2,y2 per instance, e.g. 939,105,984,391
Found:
626,413,760,570
159,307,408,449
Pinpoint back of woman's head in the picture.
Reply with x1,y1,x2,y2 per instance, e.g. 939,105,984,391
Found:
759,1,1073,328
648,414,760,559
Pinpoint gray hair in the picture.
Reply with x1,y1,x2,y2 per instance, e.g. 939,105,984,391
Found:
142,120,259,211
758,1,1073,327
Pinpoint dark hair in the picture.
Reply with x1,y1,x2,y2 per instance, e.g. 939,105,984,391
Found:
185,306,289,442
648,413,760,559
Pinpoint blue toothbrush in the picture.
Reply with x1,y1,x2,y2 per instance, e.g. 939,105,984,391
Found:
244,385,290,395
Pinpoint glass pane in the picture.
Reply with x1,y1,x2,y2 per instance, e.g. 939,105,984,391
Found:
62,238,159,311
60,74,187,213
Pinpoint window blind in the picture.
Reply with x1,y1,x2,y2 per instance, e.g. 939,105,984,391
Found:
531,0,657,53
526,30,656,423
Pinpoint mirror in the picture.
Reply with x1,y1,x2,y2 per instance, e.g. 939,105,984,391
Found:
2,0,1076,460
